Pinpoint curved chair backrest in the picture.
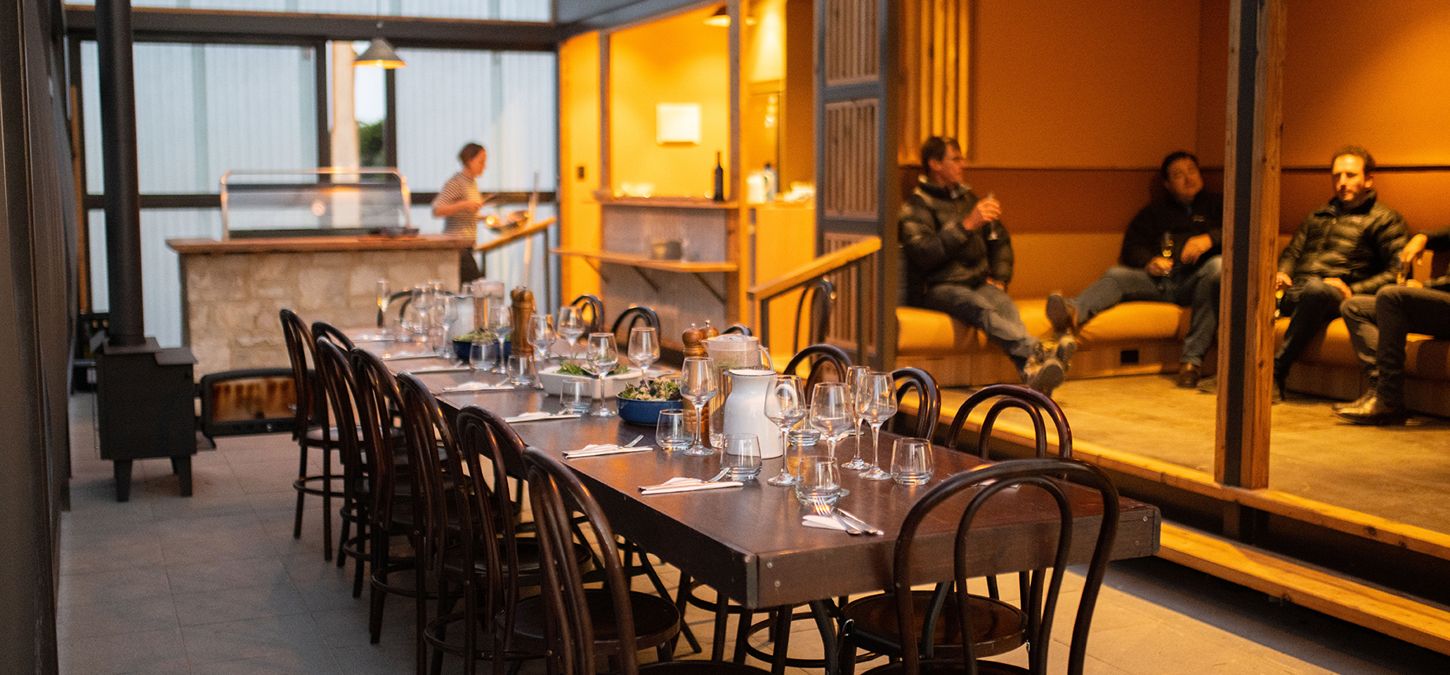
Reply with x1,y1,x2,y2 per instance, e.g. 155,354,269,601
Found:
279,309,319,436
946,384,1072,459
349,348,409,529
314,340,365,493
570,294,605,333
722,323,753,336
782,343,852,401
793,277,836,354
523,447,641,675
609,305,661,343
311,320,356,352
891,458,1119,674
891,367,940,441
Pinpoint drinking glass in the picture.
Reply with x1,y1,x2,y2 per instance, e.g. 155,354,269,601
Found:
469,339,492,375
764,375,805,486
529,314,555,360
655,410,689,452
488,305,512,374
890,437,933,485
628,327,661,379
556,306,584,358
842,365,871,470
858,372,897,480
507,354,533,387
375,279,392,338
679,357,718,457
558,379,589,414
439,294,462,359
721,433,763,481
794,456,841,508
585,332,618,417
809,382,854,461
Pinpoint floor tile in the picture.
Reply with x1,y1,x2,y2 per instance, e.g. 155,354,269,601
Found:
59,627,190,675
180,612,322,665
172,580,309,626
166,556,291,595
56,595,178,640
58,567,172,609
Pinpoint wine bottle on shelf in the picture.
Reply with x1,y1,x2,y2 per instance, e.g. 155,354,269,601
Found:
712,151,725,202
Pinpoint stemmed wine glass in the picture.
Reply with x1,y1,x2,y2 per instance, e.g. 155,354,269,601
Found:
487,305,512,374
528,314,554,388
763,375,805,486
809,382,854,461
375,279,392,338
556,306,584,359
842,366,871,470
858,372,897,480
680,357,718,457
585,332,618,417
628,327,660,380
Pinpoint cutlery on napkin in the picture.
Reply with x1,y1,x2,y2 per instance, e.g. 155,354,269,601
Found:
564,443,653,459
406,366,472,374
439,381,516,394
801,513,882,535
504,411,582,424
351,333,393,342
382,353,437,361
638,476,744,495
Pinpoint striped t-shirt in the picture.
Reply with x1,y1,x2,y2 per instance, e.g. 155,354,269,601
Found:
433,171,482,238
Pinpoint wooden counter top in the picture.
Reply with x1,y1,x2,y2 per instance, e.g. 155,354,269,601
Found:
596,197,739,210
167,234,473,255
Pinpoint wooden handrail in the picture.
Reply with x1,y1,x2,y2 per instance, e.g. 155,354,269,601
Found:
747,235,881,301
475,217,555,253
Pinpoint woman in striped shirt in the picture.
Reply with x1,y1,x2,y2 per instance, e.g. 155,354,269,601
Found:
432,142,488,282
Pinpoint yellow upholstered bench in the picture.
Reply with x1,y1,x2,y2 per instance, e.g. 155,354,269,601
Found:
1277,318,1450,417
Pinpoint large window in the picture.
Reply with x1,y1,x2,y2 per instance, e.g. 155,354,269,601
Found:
65,0,550,22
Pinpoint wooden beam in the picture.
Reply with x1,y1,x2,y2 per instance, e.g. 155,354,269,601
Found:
1215,0,1284,489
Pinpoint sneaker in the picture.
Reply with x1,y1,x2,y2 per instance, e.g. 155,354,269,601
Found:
1045,293,1079,336
1055,335,1078,370
1024,357,1066,397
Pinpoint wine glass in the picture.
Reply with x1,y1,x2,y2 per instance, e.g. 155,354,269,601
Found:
556,306,584,358
809,382,854,462
842,366,871,470
585,332,618,417
858,372,897,480
628,327,660,379
529,314,555,360
764,375,805,486
488,304,512,374
679,357,718,457
375,279,391,338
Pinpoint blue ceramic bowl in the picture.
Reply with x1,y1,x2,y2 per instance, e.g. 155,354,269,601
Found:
616,396,683,426
453,338,510,363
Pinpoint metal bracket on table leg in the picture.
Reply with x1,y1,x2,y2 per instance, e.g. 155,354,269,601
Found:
690,273,727,305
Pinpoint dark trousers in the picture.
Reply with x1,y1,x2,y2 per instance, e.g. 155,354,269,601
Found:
1275,277,1345,381
921,282,1038,369
459,250,483,285
1340,285,1450,408
1072,256,1222,365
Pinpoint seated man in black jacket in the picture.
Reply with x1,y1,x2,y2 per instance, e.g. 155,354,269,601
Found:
1273,145,1408,399
1045,151,1223,388
1336,228,1450,425
899,136,1068,395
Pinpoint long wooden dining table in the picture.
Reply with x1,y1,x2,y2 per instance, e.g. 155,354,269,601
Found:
372,347,1162,671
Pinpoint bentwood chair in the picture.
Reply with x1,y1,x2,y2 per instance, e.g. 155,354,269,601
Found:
313,339,371,596
522,448,766,675
945,385,1073,460
611,305,663,343
279,309,341,561
792,277,836,355
351,348,427,647
838,458,1120,675
782,343,853,399
891,367,941,440
571,294,606,333
722,323,753,336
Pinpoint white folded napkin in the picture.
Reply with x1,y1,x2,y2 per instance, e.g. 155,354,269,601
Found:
406,365,472,374
802,514,850,531
639,476,744,495
351,333,393,342
382,353,436,361
439,381,515,394
563,443,653,459
505,411,582,424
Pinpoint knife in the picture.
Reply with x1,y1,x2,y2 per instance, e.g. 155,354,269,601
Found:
837,508,884,536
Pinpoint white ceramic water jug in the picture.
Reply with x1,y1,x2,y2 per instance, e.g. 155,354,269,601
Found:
721,368,782,459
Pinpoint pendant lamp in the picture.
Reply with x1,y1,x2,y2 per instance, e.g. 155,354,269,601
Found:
355,37,405,69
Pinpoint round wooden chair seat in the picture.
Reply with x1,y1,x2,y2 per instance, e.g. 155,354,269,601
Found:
841,590,1026,659
642,660,770,674
512,589,681,656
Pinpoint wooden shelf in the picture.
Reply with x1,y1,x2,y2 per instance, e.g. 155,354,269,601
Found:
552,248,737,273
167,234,472,255
596,197,739,210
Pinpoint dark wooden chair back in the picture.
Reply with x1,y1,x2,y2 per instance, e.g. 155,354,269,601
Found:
782,343,852,401
793,277,835,354
570,294,605,333
891,458,1119,674
349,348,408,528
314,340,366,499
610,305,661,343
891,367,940,440
722,323,753,336
523,447,641,675
946,384,1072,459
379,289,414,327
279,309,320,437
311,320,357,352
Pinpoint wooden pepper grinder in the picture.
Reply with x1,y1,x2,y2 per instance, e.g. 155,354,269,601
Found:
510,286,535,357
681,322,720,441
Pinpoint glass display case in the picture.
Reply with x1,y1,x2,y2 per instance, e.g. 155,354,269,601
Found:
219,167,412,238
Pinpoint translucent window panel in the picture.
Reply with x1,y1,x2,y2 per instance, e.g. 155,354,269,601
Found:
65,0,550,21
394,49,557,194
407,202,558,301
86,209,225,348
81,42,317,194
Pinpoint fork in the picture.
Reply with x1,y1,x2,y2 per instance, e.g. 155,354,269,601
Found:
624,434,645,448
811,499,861,535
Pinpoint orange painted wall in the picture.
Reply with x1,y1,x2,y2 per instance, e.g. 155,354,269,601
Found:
559,32,602,299
608,7,730,198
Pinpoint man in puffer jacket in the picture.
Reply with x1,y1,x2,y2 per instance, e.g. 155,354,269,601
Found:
1274,145,1408,398
899,136,1069,395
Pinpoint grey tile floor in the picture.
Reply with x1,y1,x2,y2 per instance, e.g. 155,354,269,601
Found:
59,394,1449,674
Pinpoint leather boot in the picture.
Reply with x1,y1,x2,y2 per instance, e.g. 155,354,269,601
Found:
1335,395,1408,426
1176,363,1201,388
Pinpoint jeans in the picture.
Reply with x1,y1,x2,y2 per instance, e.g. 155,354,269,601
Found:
1340,285,1450,408
1072,256,1222,365
459,250,483,284
921,282,1039,369
1275,277,1345,381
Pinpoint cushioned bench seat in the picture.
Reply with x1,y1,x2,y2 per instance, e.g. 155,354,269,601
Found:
1276,318,1450,416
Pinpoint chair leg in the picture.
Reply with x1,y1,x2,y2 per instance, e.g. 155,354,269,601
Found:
413,547,427,674
351,518,367,598
322,447,334,561
671,575,703,656
770,608,791,675
293,444,307,539
732,608,752,663
337,498,352,570
461,580,477,675
432,575,457,675
710,590,730,662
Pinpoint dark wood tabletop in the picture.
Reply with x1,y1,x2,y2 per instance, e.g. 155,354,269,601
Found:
372,349,1162,610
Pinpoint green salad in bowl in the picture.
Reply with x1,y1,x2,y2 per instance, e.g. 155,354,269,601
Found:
619,379,681,401
557,362,630,378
